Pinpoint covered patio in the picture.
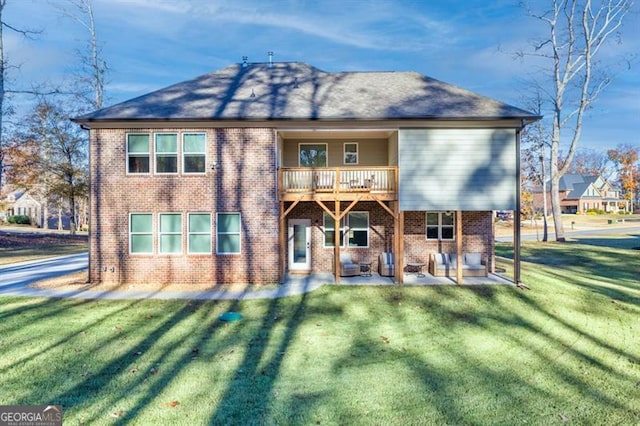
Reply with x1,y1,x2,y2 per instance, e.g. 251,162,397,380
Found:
284,271,514,287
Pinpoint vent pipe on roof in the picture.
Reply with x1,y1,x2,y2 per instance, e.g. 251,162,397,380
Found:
242,56,248,67
268,51,274,67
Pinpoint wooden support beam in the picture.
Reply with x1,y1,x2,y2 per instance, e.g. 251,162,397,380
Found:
315,199,337,220
372,196,397,218
456,210,463,285
337,196,362,220
279,201,286,283
280,196,303,220
394,201,404,284
334,200,341,284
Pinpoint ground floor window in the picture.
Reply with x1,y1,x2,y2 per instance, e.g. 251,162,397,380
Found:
130,213,153,254
159,213,182,254
217,213,241,254
129,212,213,255
323,211,369,248
188,213,212,253
426,211,455,240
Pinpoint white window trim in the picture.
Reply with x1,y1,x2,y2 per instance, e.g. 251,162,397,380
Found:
346,211,369,248
188,212,212,254
154,133,179,175
425,211,456,241
298,143,328,167
343,142,359,165
158,212,183,255
323,211,369,248
323,213,346,248
216,212,242,255
182,132,207,175
129,212,153,254
126,133,151,175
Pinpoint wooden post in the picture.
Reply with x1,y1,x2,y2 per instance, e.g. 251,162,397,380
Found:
334,200,341,284
456,210,463,285
279,201,286,283
398,210,404,284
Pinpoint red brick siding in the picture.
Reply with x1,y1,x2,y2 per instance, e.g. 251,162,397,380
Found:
89,127,280,285
403,211,494,269
285,204,494,274
285,201,394,273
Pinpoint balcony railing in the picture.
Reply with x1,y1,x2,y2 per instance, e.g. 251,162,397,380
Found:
279,167,397,195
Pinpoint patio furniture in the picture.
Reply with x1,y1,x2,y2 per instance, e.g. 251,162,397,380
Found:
378,252,395,277
407,262,426,277
340,253,360,277
359,261,372,277
428,253,487,277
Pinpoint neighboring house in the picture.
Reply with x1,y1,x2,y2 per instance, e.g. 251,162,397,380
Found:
534,174,629,214
2,190,42,226
72,61,539,286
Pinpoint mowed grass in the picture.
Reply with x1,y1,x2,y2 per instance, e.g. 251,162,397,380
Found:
1,239,639,424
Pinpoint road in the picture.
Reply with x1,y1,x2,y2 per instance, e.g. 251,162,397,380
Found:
0,253,88,295
496,226,640,242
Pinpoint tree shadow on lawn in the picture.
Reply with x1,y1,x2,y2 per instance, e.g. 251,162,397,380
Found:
510,241,640,294
328,283,638,423
2,270,639,423
569,233,640,250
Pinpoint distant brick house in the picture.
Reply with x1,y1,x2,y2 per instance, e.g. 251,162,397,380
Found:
73,62,539,286
534,174,629,214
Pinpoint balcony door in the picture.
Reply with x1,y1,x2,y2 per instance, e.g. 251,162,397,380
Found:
288,219,311,272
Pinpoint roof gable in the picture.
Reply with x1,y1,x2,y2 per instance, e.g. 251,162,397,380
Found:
75,62,539,122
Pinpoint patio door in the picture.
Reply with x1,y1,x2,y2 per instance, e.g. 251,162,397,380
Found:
288,219,311,272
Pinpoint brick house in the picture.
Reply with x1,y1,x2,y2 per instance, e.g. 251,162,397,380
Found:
73,62,539,286
533,174,630,214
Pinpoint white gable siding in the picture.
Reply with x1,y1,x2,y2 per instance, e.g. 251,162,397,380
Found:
398,128,517,211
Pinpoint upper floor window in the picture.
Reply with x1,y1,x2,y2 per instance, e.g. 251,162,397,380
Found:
344,142,358,165
299,143,327,167
426,212,455,240
155,133,178,174
127,134,150,174
183,133,206,174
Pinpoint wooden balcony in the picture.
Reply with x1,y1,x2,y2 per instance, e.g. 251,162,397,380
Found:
279,167,398,201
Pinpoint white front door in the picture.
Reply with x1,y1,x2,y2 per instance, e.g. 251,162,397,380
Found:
288,219,311,272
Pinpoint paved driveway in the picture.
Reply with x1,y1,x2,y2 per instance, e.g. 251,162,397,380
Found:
0,253,323,300
0,253,88,294
496,225,640,242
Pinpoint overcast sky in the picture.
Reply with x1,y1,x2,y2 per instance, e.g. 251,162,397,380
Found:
4,0,639,153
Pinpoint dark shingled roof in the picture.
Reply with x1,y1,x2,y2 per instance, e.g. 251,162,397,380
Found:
74,62,539,122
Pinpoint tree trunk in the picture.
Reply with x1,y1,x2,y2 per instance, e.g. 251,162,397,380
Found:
550,173,565,242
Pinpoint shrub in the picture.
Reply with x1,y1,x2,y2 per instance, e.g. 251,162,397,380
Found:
7,215,31,225
586,208,605,215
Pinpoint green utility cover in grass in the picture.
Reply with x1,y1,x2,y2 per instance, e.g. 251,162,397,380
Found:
218,312,242,322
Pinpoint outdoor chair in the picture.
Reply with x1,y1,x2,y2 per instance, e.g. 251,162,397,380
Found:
339,253,360,277
378,252,395,277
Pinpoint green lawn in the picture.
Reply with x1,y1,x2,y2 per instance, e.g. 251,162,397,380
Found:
0,231,88,265
1,239,639,424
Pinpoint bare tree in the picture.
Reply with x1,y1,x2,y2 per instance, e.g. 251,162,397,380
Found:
55,0,106,110
520,0,634,241
0,0,42,192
